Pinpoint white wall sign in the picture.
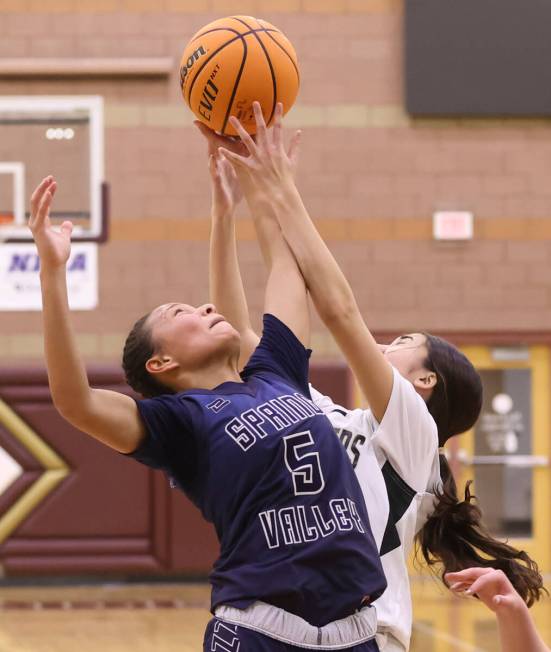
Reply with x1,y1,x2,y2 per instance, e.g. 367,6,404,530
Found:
0,242,98,311
433,211,474,240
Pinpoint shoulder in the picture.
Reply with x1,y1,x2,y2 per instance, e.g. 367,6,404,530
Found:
371,368,439,493
390,367,432,412
257,313,311,354
242,314,311,395
137,392,188,411
381,368,437,437
310,385,378,432
136,392,196,431
309,385,339,413
126,392,199,475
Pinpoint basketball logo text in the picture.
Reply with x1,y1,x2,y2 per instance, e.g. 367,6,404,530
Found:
198,73,220,122
180,45,207,90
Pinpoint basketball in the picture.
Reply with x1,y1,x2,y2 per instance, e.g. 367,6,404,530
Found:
179,16,300,135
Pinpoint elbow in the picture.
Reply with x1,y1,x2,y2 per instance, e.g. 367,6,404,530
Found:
304,275,357,325
50,390,71,418
315,293,358,327
51,391,91,425
321,309,356,336
53,399,81,424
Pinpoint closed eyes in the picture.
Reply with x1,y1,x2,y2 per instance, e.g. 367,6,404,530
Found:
173,304,196,317
394,335,414,345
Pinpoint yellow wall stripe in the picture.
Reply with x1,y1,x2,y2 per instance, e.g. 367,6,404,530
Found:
0,470,68,544
110,216,551,242
0,400,67,470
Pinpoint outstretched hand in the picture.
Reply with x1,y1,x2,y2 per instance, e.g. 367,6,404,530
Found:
208,152,243,217
445,567,525,613
29,176,73,270
194,120,249,159
214,102,301,195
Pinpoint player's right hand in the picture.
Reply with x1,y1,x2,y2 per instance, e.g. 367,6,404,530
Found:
217,102,301,197
445,567,526,613
29,176,73,270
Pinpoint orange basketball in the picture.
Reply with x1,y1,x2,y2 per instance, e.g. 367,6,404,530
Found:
179,16,300,135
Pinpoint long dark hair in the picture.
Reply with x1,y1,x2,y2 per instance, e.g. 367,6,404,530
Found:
423,334,483,447
122,313,172,398
416,334,545,606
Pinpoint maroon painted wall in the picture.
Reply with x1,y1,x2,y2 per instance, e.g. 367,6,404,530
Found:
0,363,350,577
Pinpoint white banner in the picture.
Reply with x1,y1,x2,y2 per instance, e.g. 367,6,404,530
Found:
0,242,98,311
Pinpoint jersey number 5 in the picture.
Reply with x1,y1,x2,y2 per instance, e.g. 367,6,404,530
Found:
283,431,325,496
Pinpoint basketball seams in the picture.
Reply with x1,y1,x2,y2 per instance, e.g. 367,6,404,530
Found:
188,27,242,46
182,17,298,134
256,20,300,84
189,27,281,48
220,37,248,135
186,32,245,105
185,29,284,105
189,26,281,48
232,17,278,126
229,15,255,31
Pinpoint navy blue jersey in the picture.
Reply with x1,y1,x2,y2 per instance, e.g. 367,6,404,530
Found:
129,314,386,627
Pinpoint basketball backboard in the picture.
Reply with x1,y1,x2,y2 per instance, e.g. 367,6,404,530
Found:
0,96,106,242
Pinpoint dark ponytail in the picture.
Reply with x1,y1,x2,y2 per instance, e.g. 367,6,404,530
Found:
417,334,545,606
423,333,483,447
418,455,545,606
122,313,172,398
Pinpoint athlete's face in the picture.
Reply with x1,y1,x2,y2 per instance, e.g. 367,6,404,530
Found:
146,302,240,372
380,333,437,397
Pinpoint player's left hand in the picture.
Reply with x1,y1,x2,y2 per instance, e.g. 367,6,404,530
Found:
218,101,301,196
445,567,526,613
208,151,243,217
194,121,249,159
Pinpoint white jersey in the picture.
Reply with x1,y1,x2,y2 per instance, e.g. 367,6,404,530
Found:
311,367,441,651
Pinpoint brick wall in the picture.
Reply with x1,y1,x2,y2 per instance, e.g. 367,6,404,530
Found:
1,0,551,362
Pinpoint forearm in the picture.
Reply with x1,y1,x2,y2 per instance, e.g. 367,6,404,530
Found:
249,180,357,322
219,105,388,402
243,187,310,345
242,178,392,419
243,189,285,270
209,212,252,334
40,267,92,416
497,603,549,652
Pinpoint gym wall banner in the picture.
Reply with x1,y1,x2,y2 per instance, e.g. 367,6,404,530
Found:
0,242,98,311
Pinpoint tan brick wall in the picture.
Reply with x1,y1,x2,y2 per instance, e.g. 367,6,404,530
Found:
2,0,551,362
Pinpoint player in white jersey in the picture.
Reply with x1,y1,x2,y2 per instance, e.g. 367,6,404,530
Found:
308,375,438,651
199,103,545,650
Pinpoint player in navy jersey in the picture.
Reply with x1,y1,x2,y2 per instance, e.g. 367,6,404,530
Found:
29,174,386,651
201,102,545,651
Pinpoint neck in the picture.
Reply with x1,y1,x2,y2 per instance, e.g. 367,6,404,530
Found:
191,367,242,390
175,356,242,392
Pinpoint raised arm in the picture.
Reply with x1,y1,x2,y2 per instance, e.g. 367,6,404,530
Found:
30,177,145,453
198,121,308,349
217,121,310,347
220,104,393,419
205,147,259,369
251,182,311,348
